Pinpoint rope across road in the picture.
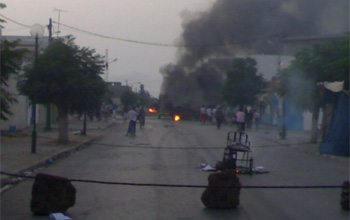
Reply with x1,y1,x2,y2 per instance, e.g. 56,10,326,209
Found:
0,171,343,189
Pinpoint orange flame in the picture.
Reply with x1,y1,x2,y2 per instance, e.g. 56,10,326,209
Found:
174,115,181,121
148,108,157,113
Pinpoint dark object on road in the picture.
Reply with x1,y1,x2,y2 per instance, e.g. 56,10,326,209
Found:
201,172,241,209
31,173,76,215
341,181,349,210
216,131,253,174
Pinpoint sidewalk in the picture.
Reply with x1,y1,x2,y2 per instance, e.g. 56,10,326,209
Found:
254,124,349,164
0,117,116,189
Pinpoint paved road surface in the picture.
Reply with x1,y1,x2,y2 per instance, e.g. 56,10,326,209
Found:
1,118,349,219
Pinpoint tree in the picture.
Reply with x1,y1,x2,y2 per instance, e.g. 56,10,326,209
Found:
0,3,6,27
18,39,106,144
136,85,154,107
0,3,29,120
120,90,138,109
278,37,349,142
0,39,28,120
221,57,264,108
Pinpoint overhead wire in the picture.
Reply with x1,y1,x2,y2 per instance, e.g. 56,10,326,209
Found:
90,141,322,150
53,21,276,48
0,171,343,189
0,14,277,48
0,14,31,28
33,133,339,150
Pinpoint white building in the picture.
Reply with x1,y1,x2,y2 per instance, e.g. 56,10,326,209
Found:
1,35,49,131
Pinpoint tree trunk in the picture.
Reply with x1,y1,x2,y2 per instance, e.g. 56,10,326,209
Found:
310,107,320,143
320,104,334,141
57,105,69,144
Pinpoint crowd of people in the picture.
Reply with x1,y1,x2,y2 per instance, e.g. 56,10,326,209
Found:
123,104,261,136
199,105,260,131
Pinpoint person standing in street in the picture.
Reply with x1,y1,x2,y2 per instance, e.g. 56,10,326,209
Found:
246,109,253,129
200,105,206,124
138,106,146,128
214,105,224,129
236,108,245,132
126,106,138,136
206,107,212,124
253,109,260,130
212,106,217,125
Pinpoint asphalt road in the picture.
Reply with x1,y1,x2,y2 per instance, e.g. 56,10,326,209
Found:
1,118,349,220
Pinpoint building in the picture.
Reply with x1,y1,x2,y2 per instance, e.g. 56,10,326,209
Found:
255,33,348,131
1,35,50,131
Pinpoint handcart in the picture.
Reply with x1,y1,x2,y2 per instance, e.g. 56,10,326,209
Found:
216,131,254,174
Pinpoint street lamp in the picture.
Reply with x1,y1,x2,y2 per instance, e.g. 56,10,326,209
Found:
30,24,45,153
105,58,118,82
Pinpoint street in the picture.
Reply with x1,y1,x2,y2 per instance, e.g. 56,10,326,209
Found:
1,117,349,220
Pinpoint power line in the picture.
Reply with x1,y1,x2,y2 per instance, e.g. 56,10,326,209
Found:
33,134,334,150
54,21,187,48
0,14,277,48
0,14,31,28
89,139,328,150
0,171,343,189
53,21,276,48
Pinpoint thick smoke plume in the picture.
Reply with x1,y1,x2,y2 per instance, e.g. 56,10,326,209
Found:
160,0,349,109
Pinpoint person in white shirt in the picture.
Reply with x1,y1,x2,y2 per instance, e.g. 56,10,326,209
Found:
235,108,245,132
206,107,212,124
126,106,138,136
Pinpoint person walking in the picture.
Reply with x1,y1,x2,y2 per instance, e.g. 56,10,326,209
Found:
212,107,217,125
126,106,138,136
206,107,212,124
246,109,253,129
253,109,260,130
214,106,224,129
138,106,146,128
200,105,206,124
236,108,245,132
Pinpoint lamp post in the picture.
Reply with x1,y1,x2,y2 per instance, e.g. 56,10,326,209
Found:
277,34,287,139
45,19,53,131
30,24,45,153
279,98,287,139
105,58,118,82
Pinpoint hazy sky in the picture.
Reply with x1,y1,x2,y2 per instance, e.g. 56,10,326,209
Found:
1,0,215,97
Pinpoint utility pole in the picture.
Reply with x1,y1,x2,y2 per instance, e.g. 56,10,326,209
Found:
105,49,118,82
105,49,109,81
44,18,53,131
278,33,287,139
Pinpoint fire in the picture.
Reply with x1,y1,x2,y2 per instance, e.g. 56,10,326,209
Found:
174,115,181,121
148,108,157,113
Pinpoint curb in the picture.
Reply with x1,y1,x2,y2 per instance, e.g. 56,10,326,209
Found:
0,135,103,189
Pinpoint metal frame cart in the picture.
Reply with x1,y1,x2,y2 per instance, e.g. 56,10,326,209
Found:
216,131,254,174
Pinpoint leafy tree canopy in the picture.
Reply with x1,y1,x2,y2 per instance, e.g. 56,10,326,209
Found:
0,3,6,27
18,39,106,114
1,39,28,120
278,37,349,112
120,90,138,108
18,38,106,144
221,57,264,108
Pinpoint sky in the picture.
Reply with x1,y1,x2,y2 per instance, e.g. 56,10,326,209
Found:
1,0,215,97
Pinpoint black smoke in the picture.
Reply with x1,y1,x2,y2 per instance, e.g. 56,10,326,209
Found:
160,0,349,109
